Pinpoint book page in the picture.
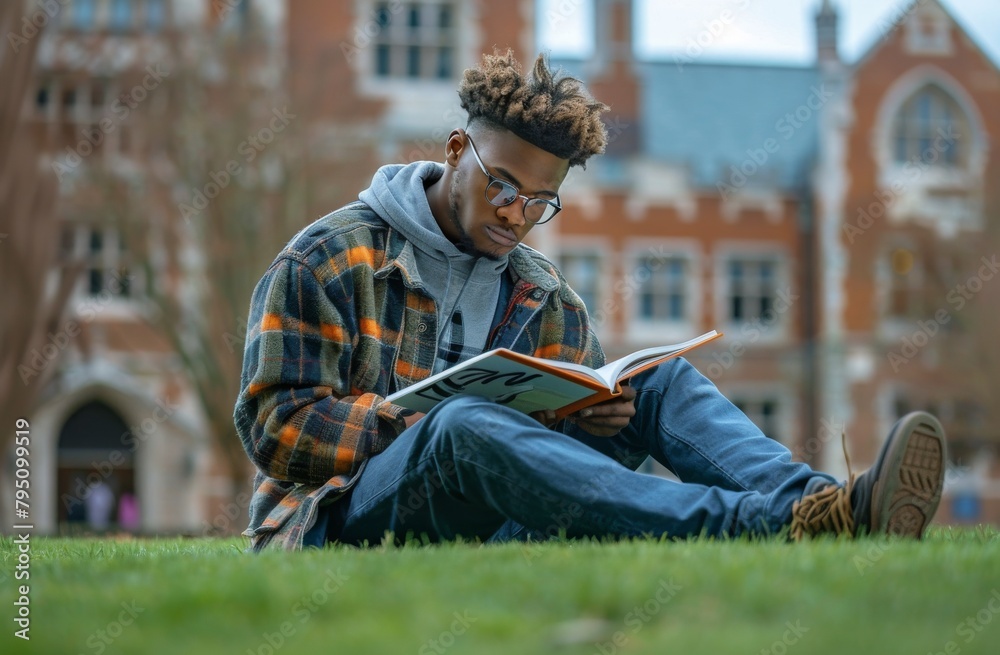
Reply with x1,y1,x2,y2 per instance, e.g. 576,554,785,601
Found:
385,350,607,415
595,331,721,385
496,353,607,385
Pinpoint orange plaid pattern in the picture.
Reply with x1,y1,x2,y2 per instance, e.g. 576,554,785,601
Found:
235,203,603,551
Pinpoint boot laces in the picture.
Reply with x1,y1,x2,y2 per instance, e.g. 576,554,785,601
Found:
789,432,856,541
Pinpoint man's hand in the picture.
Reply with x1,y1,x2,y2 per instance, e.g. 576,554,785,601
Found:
402,410,425,429
530,386,636,436
570,385,636,437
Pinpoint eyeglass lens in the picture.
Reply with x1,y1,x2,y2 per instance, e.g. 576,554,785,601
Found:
485,181,555,223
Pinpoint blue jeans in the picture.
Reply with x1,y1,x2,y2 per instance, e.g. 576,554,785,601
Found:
323,358,836,546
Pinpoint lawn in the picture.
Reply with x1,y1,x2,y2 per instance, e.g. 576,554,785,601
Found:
2,528,999,655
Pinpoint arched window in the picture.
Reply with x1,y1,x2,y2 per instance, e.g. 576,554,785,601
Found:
892,85,968,167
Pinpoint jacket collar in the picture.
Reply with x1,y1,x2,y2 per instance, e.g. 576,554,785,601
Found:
507,244,560,292
374,228,422,288
375,229,560,293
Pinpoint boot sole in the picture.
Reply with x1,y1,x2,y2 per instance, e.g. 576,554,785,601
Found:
869,412,947,538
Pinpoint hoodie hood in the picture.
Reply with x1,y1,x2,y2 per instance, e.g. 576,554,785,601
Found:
359,160,508,275
359,161,508,374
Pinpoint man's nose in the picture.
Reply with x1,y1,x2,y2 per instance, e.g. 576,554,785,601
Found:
495,197,528,227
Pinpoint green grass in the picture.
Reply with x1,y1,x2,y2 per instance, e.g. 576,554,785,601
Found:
2,528,999,655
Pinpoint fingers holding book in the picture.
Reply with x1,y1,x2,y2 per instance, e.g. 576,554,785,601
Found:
570,385,637,437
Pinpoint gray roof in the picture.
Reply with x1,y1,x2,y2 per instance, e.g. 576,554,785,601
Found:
554,58,822,191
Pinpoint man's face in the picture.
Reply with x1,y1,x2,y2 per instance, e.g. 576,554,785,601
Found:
442,128,569,260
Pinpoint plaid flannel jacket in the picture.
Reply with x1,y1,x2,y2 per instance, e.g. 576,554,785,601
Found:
235,202,605,551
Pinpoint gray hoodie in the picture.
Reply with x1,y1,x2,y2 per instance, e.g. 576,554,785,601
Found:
359,161,508,374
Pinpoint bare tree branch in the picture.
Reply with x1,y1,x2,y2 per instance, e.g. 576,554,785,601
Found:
0,4,81,456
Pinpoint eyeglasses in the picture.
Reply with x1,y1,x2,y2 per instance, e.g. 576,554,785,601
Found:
465,136,562,225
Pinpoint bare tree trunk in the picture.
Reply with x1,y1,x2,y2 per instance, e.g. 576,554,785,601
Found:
0,4,80,531
80,27,319,533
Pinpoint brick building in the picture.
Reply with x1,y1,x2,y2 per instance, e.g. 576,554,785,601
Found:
10,0,998,534
14,0,278,535
546,0,1000,523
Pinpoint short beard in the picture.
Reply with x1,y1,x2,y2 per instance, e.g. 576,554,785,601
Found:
448,170,503,261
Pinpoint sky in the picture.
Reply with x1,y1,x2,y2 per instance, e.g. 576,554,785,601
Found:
536,0,1000,66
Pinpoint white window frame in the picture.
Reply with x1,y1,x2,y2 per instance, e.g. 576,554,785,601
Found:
871,67,988,238
144,0,168,31
64,224,145,318
555,238,608,340
624,239,701,346
58,78,84,124
354,0,466,91
884,245,923,315
904,7,952,56
73,0,98,31
33,78,55,121
108,0,134,32
350,0,476,139
714,243,791,345
875,239,928,340
367,1,456,81
220,0,254,33
891,85,968,169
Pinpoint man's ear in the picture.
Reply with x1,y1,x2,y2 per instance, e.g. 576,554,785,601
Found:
444,128,466,167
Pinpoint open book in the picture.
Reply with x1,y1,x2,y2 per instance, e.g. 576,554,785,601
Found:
385,330,722,419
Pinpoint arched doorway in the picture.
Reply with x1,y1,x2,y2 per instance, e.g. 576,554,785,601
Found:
56,401,138,534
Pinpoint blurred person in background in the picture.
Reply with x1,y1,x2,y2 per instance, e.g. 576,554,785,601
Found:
84,479,115,533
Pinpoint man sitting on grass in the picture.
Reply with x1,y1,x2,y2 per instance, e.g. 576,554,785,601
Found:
234,50,946,552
